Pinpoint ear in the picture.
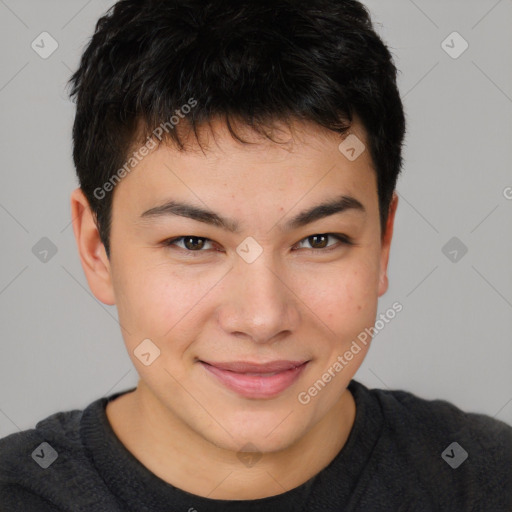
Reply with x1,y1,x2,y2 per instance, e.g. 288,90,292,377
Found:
377,192,398,297
70,188,116,305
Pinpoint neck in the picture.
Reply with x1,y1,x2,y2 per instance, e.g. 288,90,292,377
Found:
106,381,356,500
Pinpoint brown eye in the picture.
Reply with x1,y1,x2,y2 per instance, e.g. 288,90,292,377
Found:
183,237,206,250
162,236,214,251
295,233,353,252
308,234,329,249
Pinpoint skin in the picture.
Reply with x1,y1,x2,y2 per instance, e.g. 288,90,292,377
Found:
71,116,398,500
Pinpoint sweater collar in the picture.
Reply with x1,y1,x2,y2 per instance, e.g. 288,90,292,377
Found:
80,379,382,511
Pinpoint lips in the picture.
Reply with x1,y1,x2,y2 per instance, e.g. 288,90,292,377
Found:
202,360,307,374
199,359,309,399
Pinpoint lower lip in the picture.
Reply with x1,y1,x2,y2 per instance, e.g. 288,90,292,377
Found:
200,362,308,399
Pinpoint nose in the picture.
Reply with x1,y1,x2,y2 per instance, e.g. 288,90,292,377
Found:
216,254,301,345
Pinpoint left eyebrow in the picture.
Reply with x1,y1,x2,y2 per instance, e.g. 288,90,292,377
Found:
139,194,366,232
282,195,366,231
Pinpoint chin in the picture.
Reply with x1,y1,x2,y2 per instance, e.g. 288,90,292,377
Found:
210,413,307,454
213,431,299,455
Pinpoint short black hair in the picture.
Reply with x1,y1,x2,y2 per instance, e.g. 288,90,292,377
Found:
68,0,406,258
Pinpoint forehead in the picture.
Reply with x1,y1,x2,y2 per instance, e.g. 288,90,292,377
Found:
113,116,378,220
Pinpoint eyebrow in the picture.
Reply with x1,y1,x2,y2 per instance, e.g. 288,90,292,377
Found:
139,194,365,233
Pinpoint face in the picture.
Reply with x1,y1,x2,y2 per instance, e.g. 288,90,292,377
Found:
81,117,396,454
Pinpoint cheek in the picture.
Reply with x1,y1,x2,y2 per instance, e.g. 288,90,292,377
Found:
110,258,176,337
297,257,380,337
114,261,221,343
302,260,379,308
111,267,201,382
112,243,381,348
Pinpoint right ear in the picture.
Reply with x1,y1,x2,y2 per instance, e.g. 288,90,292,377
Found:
70,188,116,305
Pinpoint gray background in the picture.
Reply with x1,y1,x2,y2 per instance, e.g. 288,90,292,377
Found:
0,0,511,438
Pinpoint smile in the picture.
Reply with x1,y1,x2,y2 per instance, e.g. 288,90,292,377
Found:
199,360,309,399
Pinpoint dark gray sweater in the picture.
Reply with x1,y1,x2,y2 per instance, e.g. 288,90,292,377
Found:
1,380,511,511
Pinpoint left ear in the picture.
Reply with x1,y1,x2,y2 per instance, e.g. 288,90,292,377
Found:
378,192,398,297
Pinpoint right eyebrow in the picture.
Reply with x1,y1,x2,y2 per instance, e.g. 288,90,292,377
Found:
139,194,366,233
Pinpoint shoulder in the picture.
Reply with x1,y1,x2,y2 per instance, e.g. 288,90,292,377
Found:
372,385,512,450
0,407,84,475
362,383,512,509
0,400,112,510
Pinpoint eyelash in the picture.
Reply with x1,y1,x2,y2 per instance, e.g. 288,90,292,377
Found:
161,233,355,255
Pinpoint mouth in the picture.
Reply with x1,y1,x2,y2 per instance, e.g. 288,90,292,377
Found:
199,359,309,399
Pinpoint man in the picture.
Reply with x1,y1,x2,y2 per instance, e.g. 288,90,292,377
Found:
1,0,511,510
